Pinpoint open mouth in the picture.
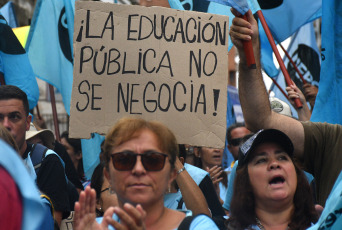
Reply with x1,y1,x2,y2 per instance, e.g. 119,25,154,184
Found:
269,176,285,185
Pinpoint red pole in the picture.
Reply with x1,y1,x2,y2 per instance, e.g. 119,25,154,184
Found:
36,104,42,120
257,11,302,109
279,43,307,84
0,73,5,85
269,77,289,100
240,14,256,69
48,84,61,142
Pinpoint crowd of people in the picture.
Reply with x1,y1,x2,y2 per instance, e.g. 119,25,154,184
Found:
0,2,341,230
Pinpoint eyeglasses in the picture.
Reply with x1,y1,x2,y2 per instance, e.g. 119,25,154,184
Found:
100,188,110,193
111,150,169,171
230,138,243,146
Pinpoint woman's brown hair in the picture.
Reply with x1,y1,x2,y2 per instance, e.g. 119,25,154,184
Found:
227,159,318,229
103,117,178,170
0,125,19,153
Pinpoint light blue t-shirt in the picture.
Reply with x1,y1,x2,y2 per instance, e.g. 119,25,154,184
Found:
223,160,238,211
97,213,219,230
219,181,228,202
164,163,209,210
186,214,219,230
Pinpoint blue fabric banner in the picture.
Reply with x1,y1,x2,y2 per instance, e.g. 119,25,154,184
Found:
81,133,105,180
311,0,342,124
256,0,321,42
0,14,39,110
168,0,235,51
26,0,75,114
0,140,46,230
208,0,248,15
252,0,321,78
272,22,320,119
0,1,18,28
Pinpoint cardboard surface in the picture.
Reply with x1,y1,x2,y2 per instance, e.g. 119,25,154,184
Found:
70,2,229,148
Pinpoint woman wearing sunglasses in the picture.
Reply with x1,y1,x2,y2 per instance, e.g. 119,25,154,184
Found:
74,118,218,230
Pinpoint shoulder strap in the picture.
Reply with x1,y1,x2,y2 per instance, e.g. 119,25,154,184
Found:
29,143,48,174
40,194,54,216
178,215,197,230
177,197,184,210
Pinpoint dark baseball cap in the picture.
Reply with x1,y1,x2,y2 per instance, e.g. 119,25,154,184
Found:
238,129,294,168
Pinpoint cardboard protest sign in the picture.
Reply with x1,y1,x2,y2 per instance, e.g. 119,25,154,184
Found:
70,1,229,148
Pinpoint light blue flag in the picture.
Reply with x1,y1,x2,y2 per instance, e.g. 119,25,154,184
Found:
0,14,39,110
311,0,342,124
26,0,75,115
207,2,235,51
168,0,192,10
81,133,105,180
249,0,321,78
0,1,18,28
0,140,47,230
255,0,321,42
208,0,248,15
307,170,342,230
259,20,279,78
271,22,320,119
168,0,235,51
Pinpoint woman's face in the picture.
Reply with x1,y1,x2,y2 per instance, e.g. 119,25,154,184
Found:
199,147,223,168
61,137,76,158
247,142,297,206
106,129,176,207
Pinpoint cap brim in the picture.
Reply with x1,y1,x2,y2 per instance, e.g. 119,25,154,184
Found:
238,129,294,167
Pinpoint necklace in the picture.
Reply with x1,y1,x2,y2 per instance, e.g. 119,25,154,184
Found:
255,217,289,230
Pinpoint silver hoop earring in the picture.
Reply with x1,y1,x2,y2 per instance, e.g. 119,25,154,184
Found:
109,187,116,194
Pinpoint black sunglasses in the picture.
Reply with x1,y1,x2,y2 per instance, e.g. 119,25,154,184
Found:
111,150,169,171
230,138,243,146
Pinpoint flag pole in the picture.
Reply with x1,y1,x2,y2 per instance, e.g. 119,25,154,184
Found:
240,14,256,69
0,73,5,85
36,104,42,120
257,10,302,109
268,76,289,100
48,84,61,142
278,43,307,84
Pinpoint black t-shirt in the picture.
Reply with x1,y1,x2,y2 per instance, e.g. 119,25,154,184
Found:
23,143,70,212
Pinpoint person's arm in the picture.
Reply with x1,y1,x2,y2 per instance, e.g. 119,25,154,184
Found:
229,9,305,158
286,84,311,121
206,166,224,204
198,175,226,217
174,158,211,216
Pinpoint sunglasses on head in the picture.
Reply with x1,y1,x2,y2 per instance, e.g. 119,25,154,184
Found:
111,150,169,171
230,137,243,146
